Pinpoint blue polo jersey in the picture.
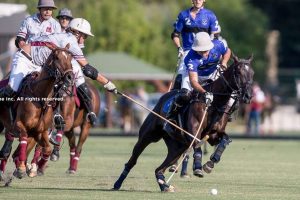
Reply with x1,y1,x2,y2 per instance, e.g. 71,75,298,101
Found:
173,7,219,51
184,39,227,76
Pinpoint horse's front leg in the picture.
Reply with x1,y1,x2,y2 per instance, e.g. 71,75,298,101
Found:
192,145,204,178
13,123,28,179
155,138,187,192
203,133,232,174
113,132,156,190
37,130,52,176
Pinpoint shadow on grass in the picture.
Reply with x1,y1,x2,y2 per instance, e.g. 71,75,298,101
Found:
2,186,158,193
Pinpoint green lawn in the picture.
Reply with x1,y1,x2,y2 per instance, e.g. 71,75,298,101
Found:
0,136,300,200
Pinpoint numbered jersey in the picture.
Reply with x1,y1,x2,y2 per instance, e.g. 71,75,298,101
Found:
31,33,84,66
17,13,61,43
184,39,227,76
173,8,219,51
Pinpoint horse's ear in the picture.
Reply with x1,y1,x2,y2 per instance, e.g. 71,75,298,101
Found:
232,52,239,63
247,53,254,62
65,43,70,50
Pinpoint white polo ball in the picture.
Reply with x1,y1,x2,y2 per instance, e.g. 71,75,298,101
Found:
210,188,218,195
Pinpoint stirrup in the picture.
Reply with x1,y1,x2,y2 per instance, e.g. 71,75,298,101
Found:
86,112,97,126
49,129,60,146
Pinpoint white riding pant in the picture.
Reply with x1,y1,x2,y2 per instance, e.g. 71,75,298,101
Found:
71,59,85,87
181,65,221,92
9,51,41,92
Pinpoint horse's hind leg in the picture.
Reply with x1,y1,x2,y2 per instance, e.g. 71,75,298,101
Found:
27,142,42,178
203,133,232,174
155,138,187,192
113,132,157,190
69,123,90,173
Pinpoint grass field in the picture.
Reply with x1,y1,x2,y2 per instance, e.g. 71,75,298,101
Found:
0,136,300,200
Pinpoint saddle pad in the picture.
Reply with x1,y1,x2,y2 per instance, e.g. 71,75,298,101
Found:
73,86,81,108
162,96,175,114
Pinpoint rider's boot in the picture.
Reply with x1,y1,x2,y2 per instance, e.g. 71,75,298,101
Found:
77,83,97,126
171,74,182,90
0,85,16,100
163,88,191,134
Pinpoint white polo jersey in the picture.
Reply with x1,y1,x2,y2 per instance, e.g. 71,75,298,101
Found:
17,13,61,43
31,32,85,66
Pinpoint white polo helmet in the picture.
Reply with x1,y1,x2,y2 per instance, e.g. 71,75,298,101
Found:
69,18,94,37
192,32,214,51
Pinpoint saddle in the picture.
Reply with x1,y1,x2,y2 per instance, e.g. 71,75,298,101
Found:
162,92,199,144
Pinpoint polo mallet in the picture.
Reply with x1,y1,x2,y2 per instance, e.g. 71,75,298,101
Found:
166,105,209,184
117,91,204,143
167,55,183,92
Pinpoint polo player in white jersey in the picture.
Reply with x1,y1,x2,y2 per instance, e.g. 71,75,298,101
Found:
15,0,61,49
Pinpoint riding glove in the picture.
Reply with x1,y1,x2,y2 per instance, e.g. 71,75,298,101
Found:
204,92,214,105
104,81,117,94
177,47,184,58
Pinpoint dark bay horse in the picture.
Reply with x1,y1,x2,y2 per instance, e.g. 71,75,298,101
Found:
25,81,100,177
1,45,74,179
113,54,254,192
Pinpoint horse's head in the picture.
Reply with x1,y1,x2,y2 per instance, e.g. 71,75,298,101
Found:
231,53,254,104
44,43,74,88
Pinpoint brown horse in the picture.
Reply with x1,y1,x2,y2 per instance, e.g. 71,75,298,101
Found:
113,54,254,192
24,81,100,177
2,45,74,179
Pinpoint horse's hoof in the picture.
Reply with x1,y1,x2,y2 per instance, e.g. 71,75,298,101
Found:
37,169,44,176
163,185,175,192
13,167,26,179
168,165,178,173
193,169,204,178
180,173,191,178
203,161,214,174
66,169,76,174
50,150,60,162
28,163,38,178
26,163,32,172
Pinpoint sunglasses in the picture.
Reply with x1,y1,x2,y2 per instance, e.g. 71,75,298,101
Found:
59,16,71,21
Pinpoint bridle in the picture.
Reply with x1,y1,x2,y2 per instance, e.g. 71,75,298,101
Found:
214,60,253,103
38,48,74,97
